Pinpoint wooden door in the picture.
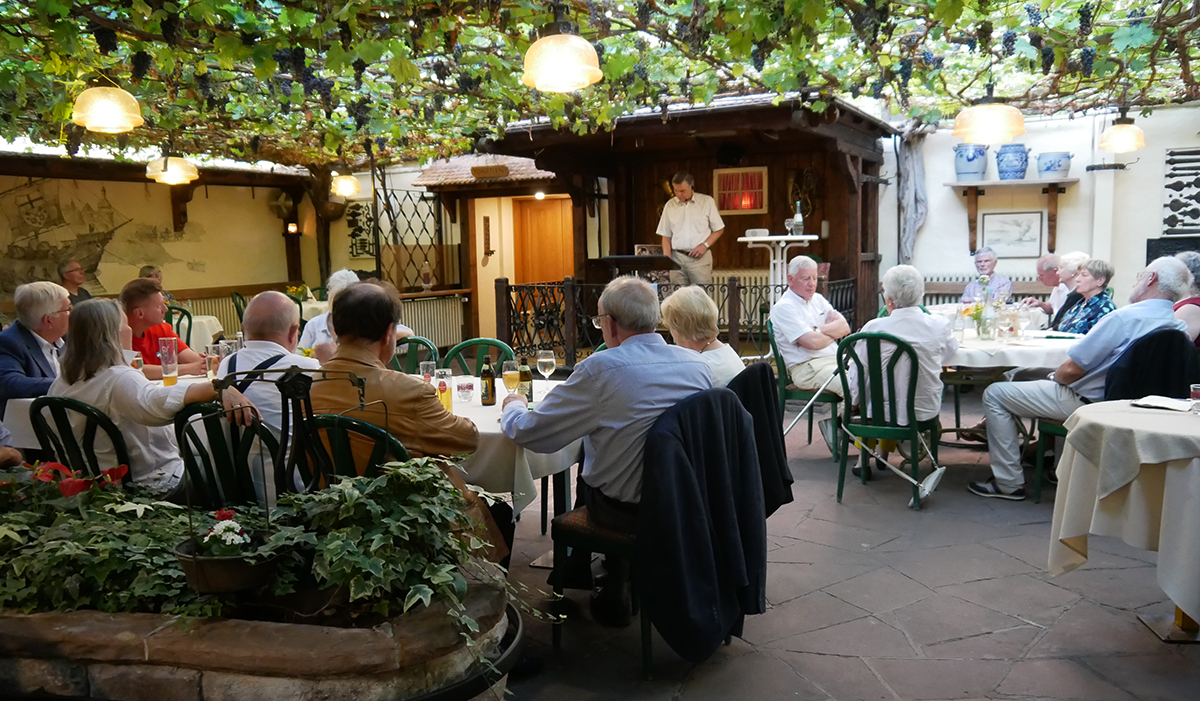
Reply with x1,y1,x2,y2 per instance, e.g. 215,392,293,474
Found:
513,196,574,283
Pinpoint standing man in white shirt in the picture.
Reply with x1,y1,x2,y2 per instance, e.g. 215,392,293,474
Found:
770,255,850,450
657,172,725,286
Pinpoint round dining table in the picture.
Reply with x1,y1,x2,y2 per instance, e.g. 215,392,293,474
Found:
1049,400,1200,640
451,377,581,517
948,328,1080,369
301,300,329,321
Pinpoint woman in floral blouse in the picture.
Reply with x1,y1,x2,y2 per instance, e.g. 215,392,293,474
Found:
1057,259,1116,334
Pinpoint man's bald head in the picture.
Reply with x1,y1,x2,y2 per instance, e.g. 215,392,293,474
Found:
242,291,301,350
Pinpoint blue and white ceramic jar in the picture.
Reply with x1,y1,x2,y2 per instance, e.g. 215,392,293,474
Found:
1036,152,1073,178
996,144,1031,180
954,144,989,181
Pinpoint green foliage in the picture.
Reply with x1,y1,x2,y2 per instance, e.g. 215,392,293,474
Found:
0,1,1191,164
0,459,492,623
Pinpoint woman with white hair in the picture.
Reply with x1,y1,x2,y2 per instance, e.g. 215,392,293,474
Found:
660,286,744,386
1173,251,1200,347
299,269,362,350
1049,251,1090,330
49,299,257,500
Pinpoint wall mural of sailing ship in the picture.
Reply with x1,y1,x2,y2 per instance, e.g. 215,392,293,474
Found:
0,179,130,295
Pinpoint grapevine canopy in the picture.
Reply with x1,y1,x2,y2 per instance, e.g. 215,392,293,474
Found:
0,0,1195,170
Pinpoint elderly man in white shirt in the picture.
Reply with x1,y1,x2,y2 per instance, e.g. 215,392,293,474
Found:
771,255,850,451
1021,254,1069,317
657,172,725,286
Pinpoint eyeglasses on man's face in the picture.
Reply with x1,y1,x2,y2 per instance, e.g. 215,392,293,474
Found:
590,314,611,329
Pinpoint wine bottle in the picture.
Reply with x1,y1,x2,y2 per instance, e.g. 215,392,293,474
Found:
518,357,534,401
480,358,496,406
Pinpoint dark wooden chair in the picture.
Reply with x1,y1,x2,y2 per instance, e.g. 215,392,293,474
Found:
231,292,248,323
30,396,132,483
175,402,280,507
766,319,841,460
307,414,411,479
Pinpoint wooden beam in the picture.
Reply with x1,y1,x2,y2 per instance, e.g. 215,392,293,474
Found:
169,183,198,232
924,280,1051,297
0,154,309,188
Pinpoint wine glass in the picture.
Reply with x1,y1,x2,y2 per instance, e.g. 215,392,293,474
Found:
536,350,556,401
501,361,520,396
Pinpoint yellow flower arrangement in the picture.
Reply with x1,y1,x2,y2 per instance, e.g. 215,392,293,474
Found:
286,284,309,299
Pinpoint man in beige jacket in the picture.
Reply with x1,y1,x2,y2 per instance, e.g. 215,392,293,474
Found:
308,283,507,562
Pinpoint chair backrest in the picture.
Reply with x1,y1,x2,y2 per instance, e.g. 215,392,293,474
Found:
284,293,307,332
764,319,789,410
307,414,411,479
311,286,327,301
231,292,248,322
390,336,440,374
593,342,607,352
1105,328,1200,401
166,305,193,346
876,305,930,318
30,396,132,482
174,402,280,507
835,332,921,428
440,338,515,376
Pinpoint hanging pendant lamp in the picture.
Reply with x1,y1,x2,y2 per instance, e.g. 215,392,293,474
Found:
952,84,1025,145
330,171,362,197
146,155,199,185
1099,107,1145,153
521,2,603,93
72,86,145,134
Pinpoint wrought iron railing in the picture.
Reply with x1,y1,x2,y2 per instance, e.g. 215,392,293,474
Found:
498,276,862,369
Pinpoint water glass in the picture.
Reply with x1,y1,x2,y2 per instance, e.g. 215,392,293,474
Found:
159,337,178,386
456,379,475,402
1192,384,1200,414
419,360,436,382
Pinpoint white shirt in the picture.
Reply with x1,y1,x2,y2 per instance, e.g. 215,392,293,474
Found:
216,340,320,437
656,192,725,251
49,365,187,494
1048,283,1070,315
771,289,837,368
299,312,414,349
700,344,745,387
33,333,62,378
502,333,712,503
849,307,959,425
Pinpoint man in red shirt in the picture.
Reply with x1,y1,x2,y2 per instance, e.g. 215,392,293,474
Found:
119,278,205,380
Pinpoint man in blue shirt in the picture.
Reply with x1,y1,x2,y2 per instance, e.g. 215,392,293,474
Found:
971,257,1193,500
502,276,712,624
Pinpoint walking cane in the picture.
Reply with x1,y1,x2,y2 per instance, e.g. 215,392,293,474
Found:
783,368,842,436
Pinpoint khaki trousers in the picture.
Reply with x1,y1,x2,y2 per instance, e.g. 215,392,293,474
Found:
787,356,844,398
668,249,713,285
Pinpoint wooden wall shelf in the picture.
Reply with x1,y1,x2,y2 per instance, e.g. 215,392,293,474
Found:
944,178,1079,253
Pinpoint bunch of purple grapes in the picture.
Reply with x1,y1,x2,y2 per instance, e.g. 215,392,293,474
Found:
1078,3,1093,37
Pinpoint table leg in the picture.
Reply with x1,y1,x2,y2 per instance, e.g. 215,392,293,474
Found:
530,468,573,570
1138,606,1200,643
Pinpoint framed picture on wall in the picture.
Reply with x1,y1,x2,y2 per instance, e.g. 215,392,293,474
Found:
980,211,1043,258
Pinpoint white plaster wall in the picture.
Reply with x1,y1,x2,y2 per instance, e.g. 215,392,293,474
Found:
880,104,1200,301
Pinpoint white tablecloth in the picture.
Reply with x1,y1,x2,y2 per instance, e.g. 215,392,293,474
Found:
927,303,1049,330
185,315,225,347
451,377,581,515
1049,401,1200,620
301,301,329,321
949,328,1079,368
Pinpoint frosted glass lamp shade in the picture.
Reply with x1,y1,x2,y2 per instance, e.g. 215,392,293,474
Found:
952,103,1026,145
145,156,199,185
521,34,603,93
1099,121,1145,154
72,87,145,134
330,174,361,197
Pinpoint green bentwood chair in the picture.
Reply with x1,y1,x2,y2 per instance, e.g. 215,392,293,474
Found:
835,332,942,509
231,291,248,323
175,402,280,507
307,414,411,480
166,305,193,346
766,319,841,461
30,396,132,483
389,336,440,374
440,338,515,377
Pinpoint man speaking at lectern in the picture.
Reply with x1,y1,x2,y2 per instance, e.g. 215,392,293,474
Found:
657,172,725,286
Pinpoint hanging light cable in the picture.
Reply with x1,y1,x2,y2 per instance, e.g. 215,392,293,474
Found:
521,2,603,93
952,83,1025,145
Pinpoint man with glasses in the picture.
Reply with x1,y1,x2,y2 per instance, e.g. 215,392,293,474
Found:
0,281,71,419
501,276,712,626
1021,254,1068,317
57,259,92,306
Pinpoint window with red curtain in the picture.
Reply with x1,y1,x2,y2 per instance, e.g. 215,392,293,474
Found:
713,167,768,215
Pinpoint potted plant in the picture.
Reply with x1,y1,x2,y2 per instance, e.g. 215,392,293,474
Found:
174,508,280,594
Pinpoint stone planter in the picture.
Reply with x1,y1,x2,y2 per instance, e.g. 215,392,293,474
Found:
0,585,517,701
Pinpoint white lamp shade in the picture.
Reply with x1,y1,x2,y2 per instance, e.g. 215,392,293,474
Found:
72,87,145,134
521,34,603,93
1099,122,1145,153
330,174,362,197
145,156,199,185
952,103,1026,145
